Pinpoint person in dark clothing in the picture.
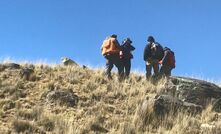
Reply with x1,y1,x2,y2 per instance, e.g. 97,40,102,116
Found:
159,47,175,76
101,34,124,80
120,38,135,78
143,36,164,79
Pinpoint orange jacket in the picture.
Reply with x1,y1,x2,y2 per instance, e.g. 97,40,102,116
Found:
101,37,121,55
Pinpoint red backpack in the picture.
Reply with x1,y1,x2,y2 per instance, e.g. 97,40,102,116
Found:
168,50,176,68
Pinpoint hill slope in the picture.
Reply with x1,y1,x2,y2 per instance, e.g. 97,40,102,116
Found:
0,63,221,134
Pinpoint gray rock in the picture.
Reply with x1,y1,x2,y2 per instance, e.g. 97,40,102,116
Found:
90,124,109,133
20,68,34,80
61,57,78,66
4,63,21,69
140,95,202,117
212,98,221,112
135,94,202,128
45,89,78,107
165,76,221,107
0,63,21,71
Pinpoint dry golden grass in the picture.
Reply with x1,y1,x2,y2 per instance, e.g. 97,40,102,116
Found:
0,63,220,134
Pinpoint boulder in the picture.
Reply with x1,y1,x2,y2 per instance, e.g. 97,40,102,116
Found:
90,124,109,133
140,95,202,117
61,57,78,66
165,76,221,107
4,63,21,69
212,98,221,112
135,94,202,129
44,89,78,107
20,68,34,80
0,63,21,71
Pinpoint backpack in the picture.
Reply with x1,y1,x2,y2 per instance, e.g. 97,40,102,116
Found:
101,37,120,56
167,50,176,68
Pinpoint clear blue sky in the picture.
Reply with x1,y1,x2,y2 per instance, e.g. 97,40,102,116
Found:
0,0,221,80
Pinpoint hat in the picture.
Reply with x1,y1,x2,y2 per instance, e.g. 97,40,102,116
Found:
147,36,155,42
110,34,117,38
124,38,132,43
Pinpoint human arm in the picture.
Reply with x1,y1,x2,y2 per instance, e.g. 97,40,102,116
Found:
143,45,150,61
160,51,169,65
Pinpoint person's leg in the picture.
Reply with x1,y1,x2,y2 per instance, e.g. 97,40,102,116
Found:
121,59,126,78
146,62,152,79
165,66,172,76
105,55,114,79
125,59,131,77
160,66,172,77
152,60,159,77
113,55,124,80
160,65,166,76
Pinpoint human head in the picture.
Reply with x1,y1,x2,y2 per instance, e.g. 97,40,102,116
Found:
124,38,132,44
147,36,155,43
111,34,117,38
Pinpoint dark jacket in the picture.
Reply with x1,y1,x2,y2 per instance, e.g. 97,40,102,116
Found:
121,43,135,60
143,42,164,61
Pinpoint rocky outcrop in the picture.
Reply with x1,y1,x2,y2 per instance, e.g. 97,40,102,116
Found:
212,98,221,112
165,76,221,107
139,95,202,117
42,89,79,107
20,68,34,81
61,57,78,66
0,63,21,71
136,76,221,127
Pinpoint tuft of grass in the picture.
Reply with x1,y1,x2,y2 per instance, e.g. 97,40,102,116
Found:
17,107,43,121
12,120,35,133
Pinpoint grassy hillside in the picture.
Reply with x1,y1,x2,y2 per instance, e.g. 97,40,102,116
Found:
0,64,221,134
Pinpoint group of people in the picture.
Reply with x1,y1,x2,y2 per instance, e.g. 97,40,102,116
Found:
101,34,175,80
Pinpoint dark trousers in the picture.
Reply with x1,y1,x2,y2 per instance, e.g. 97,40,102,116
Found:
160,65,172,76
122,59,131,77
145,59,159,79
105,54,124,79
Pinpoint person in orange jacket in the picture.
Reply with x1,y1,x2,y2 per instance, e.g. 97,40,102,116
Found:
101,34,124,80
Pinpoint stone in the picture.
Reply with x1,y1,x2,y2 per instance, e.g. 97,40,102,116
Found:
0,63,21,71
212,98,221,112
135,94,202,129
90,124,109,133
143,95,202,116
165,76,221,107
4,63,21,69
61,57,78,66
44,89,78,107
20,68,34,80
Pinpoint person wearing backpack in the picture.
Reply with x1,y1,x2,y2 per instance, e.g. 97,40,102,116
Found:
143,36,164,79
159,47,176,76
101,34,124,80
120,38,135,78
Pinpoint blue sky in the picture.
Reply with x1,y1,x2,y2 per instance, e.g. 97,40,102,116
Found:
0,0,221,81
